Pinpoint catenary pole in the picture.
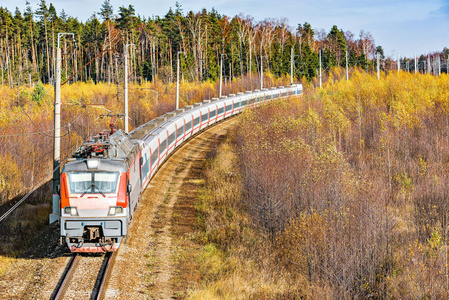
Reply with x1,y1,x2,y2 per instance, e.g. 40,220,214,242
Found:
176,51,185,109
291,47,294,85
377,52,380,80
415,54,417,75
346,51,349,81
219,54,226,97
50,33,74,224
319,50,322,88
124,44,135,133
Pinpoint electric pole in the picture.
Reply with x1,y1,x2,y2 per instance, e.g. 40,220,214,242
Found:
260,56,264,89
176,51,185,109
397,53,400,74
124,44,134,133
346,51,349,81
291,47,294,85
220,53,226,97
319,50,322,88
50,33,74,224
415,54,417,75
377,52,380,80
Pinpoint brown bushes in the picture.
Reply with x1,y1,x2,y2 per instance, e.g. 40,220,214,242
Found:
232,71,449,298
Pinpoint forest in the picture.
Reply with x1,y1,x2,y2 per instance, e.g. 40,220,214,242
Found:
1,0,447,89
1,1,449,298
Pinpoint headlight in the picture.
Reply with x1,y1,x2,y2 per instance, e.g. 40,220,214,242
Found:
108,206,124,216
64,206,79,216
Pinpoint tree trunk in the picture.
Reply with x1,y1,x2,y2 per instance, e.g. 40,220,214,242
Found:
30,17,37,72
169,39,173,83
44,16,50,83
52,19,55,82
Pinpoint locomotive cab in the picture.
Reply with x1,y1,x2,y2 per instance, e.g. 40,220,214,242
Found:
59,130,140,252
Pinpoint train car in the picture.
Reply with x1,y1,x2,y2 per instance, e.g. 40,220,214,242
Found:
58,84,302,252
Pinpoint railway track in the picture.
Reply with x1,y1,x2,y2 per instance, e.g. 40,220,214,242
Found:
50,250,118,300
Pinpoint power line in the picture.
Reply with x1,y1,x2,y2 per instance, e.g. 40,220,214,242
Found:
0,106,88,138
0,146,77,223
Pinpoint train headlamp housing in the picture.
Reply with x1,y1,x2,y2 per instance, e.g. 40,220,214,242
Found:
108,206,124,216
87,159,99,169
64,206,79,216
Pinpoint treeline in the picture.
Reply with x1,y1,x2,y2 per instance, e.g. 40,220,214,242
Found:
0,0,387,87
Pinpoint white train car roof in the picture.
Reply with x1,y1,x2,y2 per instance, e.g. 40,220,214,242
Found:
130,84,302,144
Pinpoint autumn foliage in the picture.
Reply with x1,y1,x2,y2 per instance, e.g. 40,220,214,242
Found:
0,74,288,254
194,70,449,298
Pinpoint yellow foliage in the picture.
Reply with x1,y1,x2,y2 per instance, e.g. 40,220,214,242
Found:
0,154,24,204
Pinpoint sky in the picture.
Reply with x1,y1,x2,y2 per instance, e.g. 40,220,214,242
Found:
1,0,448,58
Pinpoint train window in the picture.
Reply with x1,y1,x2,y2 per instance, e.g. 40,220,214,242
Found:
168,132,176,145
201,113,209,122
234,102,240,108
218,107,224,115
226,104,232,111
186,121,192,131
177,125,184,137
68,172,118,194
210,110,216,118
93,173,119,193
151,148,159,166
193,117,200,127
160,139,167,153
68,173,91,194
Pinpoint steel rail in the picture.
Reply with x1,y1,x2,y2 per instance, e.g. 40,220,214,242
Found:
92,248,120,300
50,254,79,300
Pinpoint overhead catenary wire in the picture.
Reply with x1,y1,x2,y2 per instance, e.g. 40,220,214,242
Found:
0,147,77,223
0,106,88,138
0,109,91,222
0,104,108,222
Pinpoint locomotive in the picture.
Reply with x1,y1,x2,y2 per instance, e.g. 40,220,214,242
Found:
59,84,303,252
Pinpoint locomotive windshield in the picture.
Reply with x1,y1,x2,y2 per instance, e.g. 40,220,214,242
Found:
68,172,119,194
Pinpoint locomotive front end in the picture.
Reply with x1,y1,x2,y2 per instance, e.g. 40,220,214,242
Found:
60,158,128,252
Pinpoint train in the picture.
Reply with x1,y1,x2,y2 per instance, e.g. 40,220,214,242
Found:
58,84,303,252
